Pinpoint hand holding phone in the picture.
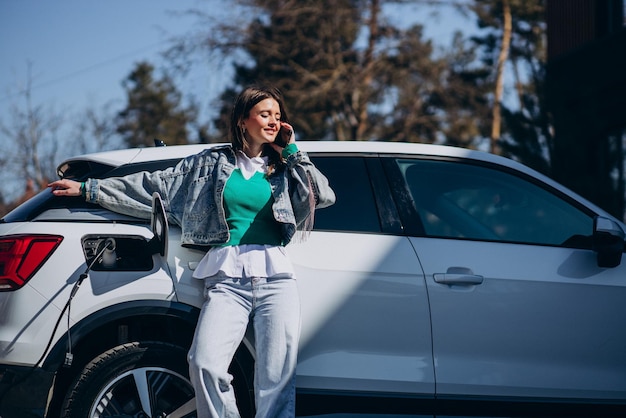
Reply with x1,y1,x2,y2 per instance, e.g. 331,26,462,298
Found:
277,124,293,147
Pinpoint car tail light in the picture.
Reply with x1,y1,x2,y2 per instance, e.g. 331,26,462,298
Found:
0,235,63,291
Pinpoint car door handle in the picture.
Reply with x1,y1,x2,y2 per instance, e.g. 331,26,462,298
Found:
434,267,484,285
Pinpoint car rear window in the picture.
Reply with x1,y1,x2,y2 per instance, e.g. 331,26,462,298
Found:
2,159,182,223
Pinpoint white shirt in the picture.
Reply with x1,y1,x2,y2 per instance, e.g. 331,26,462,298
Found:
192,151,295,280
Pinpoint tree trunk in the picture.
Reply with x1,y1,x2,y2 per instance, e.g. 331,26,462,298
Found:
491,0,512,155
355,0,380,141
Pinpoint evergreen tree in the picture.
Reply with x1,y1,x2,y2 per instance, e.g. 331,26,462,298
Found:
208,0,492,146
441,33,493,148
468,0,550,171
116,62,197,147
170,0,527,150
379,27,491,147
217,0,368,140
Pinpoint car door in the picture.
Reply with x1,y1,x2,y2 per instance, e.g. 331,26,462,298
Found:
289,155,436,414
386,157,626,412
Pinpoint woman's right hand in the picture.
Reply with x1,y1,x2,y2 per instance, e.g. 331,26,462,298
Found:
48,179,83,197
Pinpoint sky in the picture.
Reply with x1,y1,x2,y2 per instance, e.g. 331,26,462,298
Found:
0,0,213,121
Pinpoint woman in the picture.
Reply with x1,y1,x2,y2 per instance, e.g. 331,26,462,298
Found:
49,85,335,417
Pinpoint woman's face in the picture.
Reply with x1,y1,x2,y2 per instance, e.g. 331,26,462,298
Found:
241,98,281,148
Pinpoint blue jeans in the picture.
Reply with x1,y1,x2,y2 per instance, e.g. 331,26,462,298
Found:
188,275,300,418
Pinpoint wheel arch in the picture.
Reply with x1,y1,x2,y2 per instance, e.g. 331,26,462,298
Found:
45,300,200,371
44,300,255,417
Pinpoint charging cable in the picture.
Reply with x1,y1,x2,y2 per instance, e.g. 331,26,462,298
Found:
37,238,116,369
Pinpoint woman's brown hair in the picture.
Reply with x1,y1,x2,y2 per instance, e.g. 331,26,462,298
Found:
230,85,289,168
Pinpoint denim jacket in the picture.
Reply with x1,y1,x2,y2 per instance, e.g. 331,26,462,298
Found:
85,145,335,247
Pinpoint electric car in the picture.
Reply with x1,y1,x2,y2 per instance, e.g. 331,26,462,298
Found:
1,141,625,418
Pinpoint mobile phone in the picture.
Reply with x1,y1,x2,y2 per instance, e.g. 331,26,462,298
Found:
276,126,292,147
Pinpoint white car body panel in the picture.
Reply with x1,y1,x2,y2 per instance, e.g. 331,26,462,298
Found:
289,231,434,394
411,237,626,400
164,227,207,307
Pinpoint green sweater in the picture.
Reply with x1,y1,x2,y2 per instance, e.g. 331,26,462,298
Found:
221,144,299,247
221,169,283,246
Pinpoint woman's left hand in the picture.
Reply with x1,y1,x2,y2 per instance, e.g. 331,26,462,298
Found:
270,122,295,153
48,179,83,197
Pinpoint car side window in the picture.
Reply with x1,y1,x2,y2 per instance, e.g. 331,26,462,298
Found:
310,156,382,233
396,158,594,246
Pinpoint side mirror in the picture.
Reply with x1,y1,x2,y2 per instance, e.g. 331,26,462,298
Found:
593,216,625,268
150,192,168,259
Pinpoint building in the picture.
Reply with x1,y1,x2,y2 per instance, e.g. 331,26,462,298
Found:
547,0,626,219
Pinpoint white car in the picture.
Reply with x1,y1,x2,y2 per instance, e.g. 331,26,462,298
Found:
1,141,625,418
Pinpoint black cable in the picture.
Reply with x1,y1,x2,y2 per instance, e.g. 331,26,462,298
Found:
35,239,112,368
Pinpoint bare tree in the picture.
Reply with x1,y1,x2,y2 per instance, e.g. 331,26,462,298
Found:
73,100,120,155
0,64,64,211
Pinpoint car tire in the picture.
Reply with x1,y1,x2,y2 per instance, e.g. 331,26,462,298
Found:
60,341,196,418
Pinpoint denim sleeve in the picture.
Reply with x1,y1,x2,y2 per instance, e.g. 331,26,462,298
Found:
85,171,169,220
85,161,190,226
284,148,335,211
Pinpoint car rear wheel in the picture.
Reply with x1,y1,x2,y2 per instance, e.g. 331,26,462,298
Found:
60,341,195,418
